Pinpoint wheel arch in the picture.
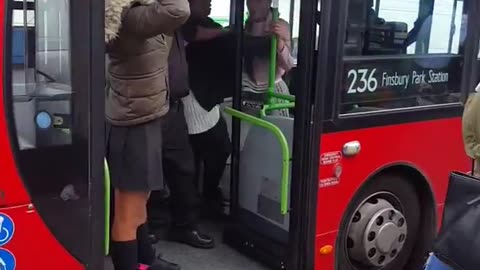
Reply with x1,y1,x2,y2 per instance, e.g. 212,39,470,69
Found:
370,163,437,268
335,163,437,269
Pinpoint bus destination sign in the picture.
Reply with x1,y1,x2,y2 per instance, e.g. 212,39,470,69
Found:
342,55,463,106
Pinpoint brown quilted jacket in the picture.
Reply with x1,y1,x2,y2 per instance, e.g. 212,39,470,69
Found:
105,0,190,126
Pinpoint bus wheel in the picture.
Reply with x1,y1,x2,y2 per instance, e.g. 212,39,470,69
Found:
337,174,421,270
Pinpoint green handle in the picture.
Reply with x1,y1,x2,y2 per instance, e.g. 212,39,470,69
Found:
104,159,111,255
268,92,295,102
224,107,290,215
260,102,295,117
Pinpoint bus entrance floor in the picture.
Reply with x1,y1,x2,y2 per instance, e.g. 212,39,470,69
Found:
104,221,268,270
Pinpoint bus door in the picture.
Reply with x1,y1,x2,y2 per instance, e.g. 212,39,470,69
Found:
219,0,322,266
1,0,105,269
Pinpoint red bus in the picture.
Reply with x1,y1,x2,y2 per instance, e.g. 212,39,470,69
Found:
0,0,478,269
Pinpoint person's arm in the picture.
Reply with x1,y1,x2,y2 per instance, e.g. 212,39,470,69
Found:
194,26,229,41
273,19,294,71
122,0,191,39
463,94,480,159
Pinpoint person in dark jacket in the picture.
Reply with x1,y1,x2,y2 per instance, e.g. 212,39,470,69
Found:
181,0,231,217
158,30,215,249
104,0,190,269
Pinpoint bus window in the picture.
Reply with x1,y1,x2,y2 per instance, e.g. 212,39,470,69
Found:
210,0,231,26
341,0,466,114
6,0,97,264
11,0,72,149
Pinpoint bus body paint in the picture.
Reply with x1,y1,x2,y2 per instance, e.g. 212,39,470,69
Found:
314,117,469,269
0,205,84,269
0,0,30,208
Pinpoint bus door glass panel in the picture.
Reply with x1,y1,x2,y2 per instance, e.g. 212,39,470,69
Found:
228,0,300,244
211,0,231,26
341,0,468,114
7,0,92,264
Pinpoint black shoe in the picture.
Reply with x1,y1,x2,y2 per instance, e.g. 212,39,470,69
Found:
141,258,181,270
168,227,215,249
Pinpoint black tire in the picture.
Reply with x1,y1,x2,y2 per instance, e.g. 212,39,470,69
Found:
336,174,421,270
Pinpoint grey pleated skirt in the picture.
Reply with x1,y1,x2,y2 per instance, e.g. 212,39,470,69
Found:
105,117,164,192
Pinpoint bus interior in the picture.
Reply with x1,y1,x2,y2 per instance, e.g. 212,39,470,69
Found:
4,0,472,269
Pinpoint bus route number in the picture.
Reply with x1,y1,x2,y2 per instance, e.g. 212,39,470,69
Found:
347,68,378,94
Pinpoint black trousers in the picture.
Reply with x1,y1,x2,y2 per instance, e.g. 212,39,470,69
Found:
190,115,231,200
150,101,200,227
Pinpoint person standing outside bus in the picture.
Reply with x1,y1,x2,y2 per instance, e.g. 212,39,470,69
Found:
181,0,232,216
462,82,480,177
105,0,190,269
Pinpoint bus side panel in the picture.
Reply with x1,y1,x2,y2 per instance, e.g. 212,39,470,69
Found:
0,205,84,269
0,0,30,207
315,231,337,270
0,3,85,268
314,117,469,269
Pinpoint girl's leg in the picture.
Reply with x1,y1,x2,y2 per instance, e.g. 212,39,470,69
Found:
137,222,156,265
111,189,149,270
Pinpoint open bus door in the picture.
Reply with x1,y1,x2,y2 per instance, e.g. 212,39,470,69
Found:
0,0,105,269
220,0,322,267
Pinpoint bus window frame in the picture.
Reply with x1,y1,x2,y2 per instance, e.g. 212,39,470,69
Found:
286,0,322,267
320,0,480,133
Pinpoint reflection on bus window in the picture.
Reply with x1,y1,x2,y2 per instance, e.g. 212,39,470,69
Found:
345,0,464,56
341,0,466,115
10,0,72,150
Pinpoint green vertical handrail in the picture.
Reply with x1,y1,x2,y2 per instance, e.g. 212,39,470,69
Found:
224,107,290,215
104,159,111,255
267,3,280,107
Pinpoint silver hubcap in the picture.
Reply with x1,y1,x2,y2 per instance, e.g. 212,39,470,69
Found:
347,197,407,268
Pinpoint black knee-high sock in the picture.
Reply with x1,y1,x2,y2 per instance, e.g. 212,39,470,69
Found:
111,240,138,270
137,223,156,265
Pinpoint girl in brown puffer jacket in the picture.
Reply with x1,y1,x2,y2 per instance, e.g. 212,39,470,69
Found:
105,0,190,269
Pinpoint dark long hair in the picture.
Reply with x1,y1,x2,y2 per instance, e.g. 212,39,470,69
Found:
244,8,274,81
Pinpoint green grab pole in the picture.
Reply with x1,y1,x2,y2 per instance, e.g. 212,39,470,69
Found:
267,7,280,107
268,91,295,102
104,159,111,255
224,107,290,215
260,102,296,117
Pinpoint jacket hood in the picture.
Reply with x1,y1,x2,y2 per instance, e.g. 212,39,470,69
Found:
105,0,155,43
